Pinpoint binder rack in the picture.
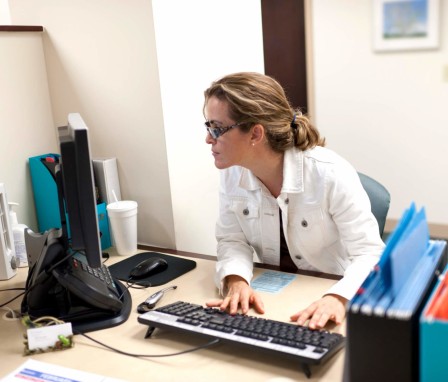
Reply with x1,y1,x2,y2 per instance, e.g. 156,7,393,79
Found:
344,241,447,382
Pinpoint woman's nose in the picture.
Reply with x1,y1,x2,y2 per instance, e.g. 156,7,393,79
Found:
205,131,215,144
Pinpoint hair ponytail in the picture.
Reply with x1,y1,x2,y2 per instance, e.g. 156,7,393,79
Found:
291,111,325,150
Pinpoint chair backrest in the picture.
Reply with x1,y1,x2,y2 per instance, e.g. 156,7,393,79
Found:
358,172,391,237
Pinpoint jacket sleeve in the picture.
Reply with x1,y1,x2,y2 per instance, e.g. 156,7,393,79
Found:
323,164,385,300
214,170,254,295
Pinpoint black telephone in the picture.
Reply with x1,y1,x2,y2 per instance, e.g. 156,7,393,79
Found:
52,255,122,311
22,228,124,324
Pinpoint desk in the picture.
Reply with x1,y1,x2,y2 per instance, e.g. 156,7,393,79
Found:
0,248,345,382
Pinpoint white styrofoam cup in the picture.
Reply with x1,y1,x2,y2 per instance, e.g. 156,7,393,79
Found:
106,200,138,256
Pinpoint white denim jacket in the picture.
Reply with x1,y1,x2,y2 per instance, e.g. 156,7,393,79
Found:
215,146,385,300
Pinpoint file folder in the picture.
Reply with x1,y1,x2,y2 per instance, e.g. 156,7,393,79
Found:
345,203,447,382
349,203,417,314
92,157,121,205
388,240,445,319
29,153,111,250
29,153,61,232
92,157,122,246
420,263,448,382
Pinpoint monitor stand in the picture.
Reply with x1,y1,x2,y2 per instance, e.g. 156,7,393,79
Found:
70,279,132,333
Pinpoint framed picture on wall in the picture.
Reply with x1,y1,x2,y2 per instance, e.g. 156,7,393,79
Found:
373,0,439,51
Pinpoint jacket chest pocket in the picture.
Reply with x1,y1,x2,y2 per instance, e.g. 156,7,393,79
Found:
230,200,261,243
289,206,325,252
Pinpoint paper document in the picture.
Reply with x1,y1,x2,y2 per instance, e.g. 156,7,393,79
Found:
1,359,128,382
251,271,296,293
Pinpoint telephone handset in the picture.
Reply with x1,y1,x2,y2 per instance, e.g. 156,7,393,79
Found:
52,255,122,312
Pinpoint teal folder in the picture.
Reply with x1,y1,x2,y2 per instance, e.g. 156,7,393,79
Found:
29,153,61,233
29,153,111,250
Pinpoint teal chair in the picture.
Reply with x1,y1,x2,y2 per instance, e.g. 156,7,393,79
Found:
358,172,390,237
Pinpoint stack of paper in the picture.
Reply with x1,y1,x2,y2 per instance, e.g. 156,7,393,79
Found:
349,202,447,319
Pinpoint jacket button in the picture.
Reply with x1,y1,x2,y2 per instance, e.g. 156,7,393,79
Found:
243,208,249,215
301,219,308,227
295,255,302,260
285,198,289,204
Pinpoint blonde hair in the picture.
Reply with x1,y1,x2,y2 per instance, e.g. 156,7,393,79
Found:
204,72,325,152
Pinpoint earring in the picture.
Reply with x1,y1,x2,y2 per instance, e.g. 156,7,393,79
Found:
252,143,255,147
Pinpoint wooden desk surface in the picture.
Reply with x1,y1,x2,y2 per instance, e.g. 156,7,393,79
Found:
0,249,345,382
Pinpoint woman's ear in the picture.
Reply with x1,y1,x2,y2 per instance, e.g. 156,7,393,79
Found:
251,124,265,146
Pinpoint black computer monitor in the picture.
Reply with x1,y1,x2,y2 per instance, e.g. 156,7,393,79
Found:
58,113,102,268
23,113,132,332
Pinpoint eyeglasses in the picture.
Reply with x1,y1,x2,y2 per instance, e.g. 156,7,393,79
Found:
205,120,243,139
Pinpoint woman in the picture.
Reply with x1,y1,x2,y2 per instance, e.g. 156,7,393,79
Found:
204,72,384,329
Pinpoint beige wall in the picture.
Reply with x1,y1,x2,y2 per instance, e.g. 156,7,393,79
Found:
311,0,448,235
8,0,177,249
0,31,56,230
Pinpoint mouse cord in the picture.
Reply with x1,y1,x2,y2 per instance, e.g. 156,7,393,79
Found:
117,282,132,301
119,279,151,300
76,330,220,358
116,280,142,301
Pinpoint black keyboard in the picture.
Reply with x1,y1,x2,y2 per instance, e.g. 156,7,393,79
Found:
138,301,345,369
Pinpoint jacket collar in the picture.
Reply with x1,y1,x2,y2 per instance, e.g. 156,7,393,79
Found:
282,147,304,193
237,147,304,193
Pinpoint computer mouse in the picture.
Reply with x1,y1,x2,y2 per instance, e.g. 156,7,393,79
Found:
129,257,168,280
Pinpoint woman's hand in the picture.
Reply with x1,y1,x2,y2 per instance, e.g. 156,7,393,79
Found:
206,275,265,315
290,294,347,329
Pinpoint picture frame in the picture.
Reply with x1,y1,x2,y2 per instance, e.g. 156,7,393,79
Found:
373,0,439,52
